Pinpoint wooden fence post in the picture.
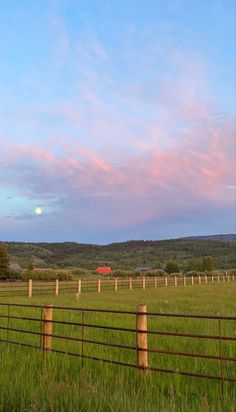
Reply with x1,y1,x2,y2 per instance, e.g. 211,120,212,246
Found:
211,275,214,283
55,279,59,296
198,276,201,284
154,276,157,288
136,304,148,374
174,276,177,287
165,276,168,287
205,275,208,283
129,277,132,290
218,274,220,283
191,276,194,285
43,305,53,352
184,276,186,287
97,279,101,293
115,278,118,291
142,276,146,290
28,279,32,298
77,279,81,295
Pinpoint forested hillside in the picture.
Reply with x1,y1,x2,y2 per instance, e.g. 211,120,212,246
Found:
3,234,236,270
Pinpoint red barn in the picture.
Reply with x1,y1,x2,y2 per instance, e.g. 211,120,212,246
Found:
96,266,112,274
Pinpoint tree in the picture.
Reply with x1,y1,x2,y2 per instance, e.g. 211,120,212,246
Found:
202,256,214,272
0,243,9,279
165,261,180,274
27,259,34,272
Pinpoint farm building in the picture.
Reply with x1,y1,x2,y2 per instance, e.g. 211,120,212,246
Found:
96,266,112,274
135,266,154,272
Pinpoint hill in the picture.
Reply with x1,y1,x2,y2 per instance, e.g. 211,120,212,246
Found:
3,234,236,270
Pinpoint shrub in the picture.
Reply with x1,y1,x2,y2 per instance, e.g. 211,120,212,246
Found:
165,261,180,274
22,270,72,281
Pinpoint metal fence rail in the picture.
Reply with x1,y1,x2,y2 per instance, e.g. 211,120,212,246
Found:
0,273,235,297
0,302,235,392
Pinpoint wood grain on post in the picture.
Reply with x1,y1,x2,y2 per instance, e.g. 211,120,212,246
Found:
142,276,146,290
28,279,32,298
136,304,148,374
55,279,59,296
97,279,101,293
43,305,53,352
129,277,132,290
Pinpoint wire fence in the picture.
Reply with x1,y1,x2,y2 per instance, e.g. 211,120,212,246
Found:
0,273,235,298
0,302,235,392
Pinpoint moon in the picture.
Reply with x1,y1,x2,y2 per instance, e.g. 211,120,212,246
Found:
35,207,42,215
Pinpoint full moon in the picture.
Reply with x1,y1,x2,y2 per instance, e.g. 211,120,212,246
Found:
35,207,42,215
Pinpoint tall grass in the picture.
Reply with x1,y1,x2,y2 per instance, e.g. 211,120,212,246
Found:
0,283,235,412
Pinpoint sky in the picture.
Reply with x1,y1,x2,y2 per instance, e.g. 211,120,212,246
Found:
0,0,235,244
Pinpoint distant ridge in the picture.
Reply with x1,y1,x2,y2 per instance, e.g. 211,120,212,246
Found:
3,233,236,270
182,234,236,241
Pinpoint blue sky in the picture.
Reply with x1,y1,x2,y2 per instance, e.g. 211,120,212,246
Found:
0,0,235,243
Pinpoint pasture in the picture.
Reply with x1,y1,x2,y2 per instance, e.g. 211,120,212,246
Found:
0,283,235,412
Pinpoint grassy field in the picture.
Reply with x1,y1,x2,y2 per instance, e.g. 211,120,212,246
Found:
0,283,235,412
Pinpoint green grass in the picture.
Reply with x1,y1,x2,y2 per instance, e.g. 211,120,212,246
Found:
0,283,235,412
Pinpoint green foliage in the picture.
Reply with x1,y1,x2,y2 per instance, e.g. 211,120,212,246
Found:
4,238,236,271
27,259,34,271
22,269,72,281
165,261,180,274
202,256,214,272
0,243,9,279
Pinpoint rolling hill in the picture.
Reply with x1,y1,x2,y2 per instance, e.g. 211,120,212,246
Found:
3,234,236,270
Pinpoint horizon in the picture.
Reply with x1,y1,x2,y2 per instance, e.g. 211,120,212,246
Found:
1,1,235,243
2,232,235,246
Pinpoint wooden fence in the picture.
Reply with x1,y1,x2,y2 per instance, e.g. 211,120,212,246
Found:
0,302,235,392
0,273,235,298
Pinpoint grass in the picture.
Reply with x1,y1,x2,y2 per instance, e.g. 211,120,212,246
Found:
0,283,235,411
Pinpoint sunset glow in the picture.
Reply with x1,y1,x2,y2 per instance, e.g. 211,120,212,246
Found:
0,0,235,243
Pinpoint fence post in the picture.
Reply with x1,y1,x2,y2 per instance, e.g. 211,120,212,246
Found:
142,276,146,290
191,276,194,285
198,276,201,284
218,274,220,283
174,276,177,287
28,279,32,298
211,275,214,283
43,305,53,352
115,278,118,291
165,276,168,287
184,276,186,287
129,277,132,290
76,279,81,296
97,279,101,293
55,279,59,296
136,304,148,374
154,276,157,288
205,275,207,283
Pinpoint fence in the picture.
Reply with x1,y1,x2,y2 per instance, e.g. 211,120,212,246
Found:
0,273,235,298
0,302,235,392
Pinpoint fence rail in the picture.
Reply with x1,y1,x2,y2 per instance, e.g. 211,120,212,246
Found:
0,273,235,298
0,302,235,392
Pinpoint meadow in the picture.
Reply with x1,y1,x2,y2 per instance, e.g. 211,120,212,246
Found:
0,283,235,412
